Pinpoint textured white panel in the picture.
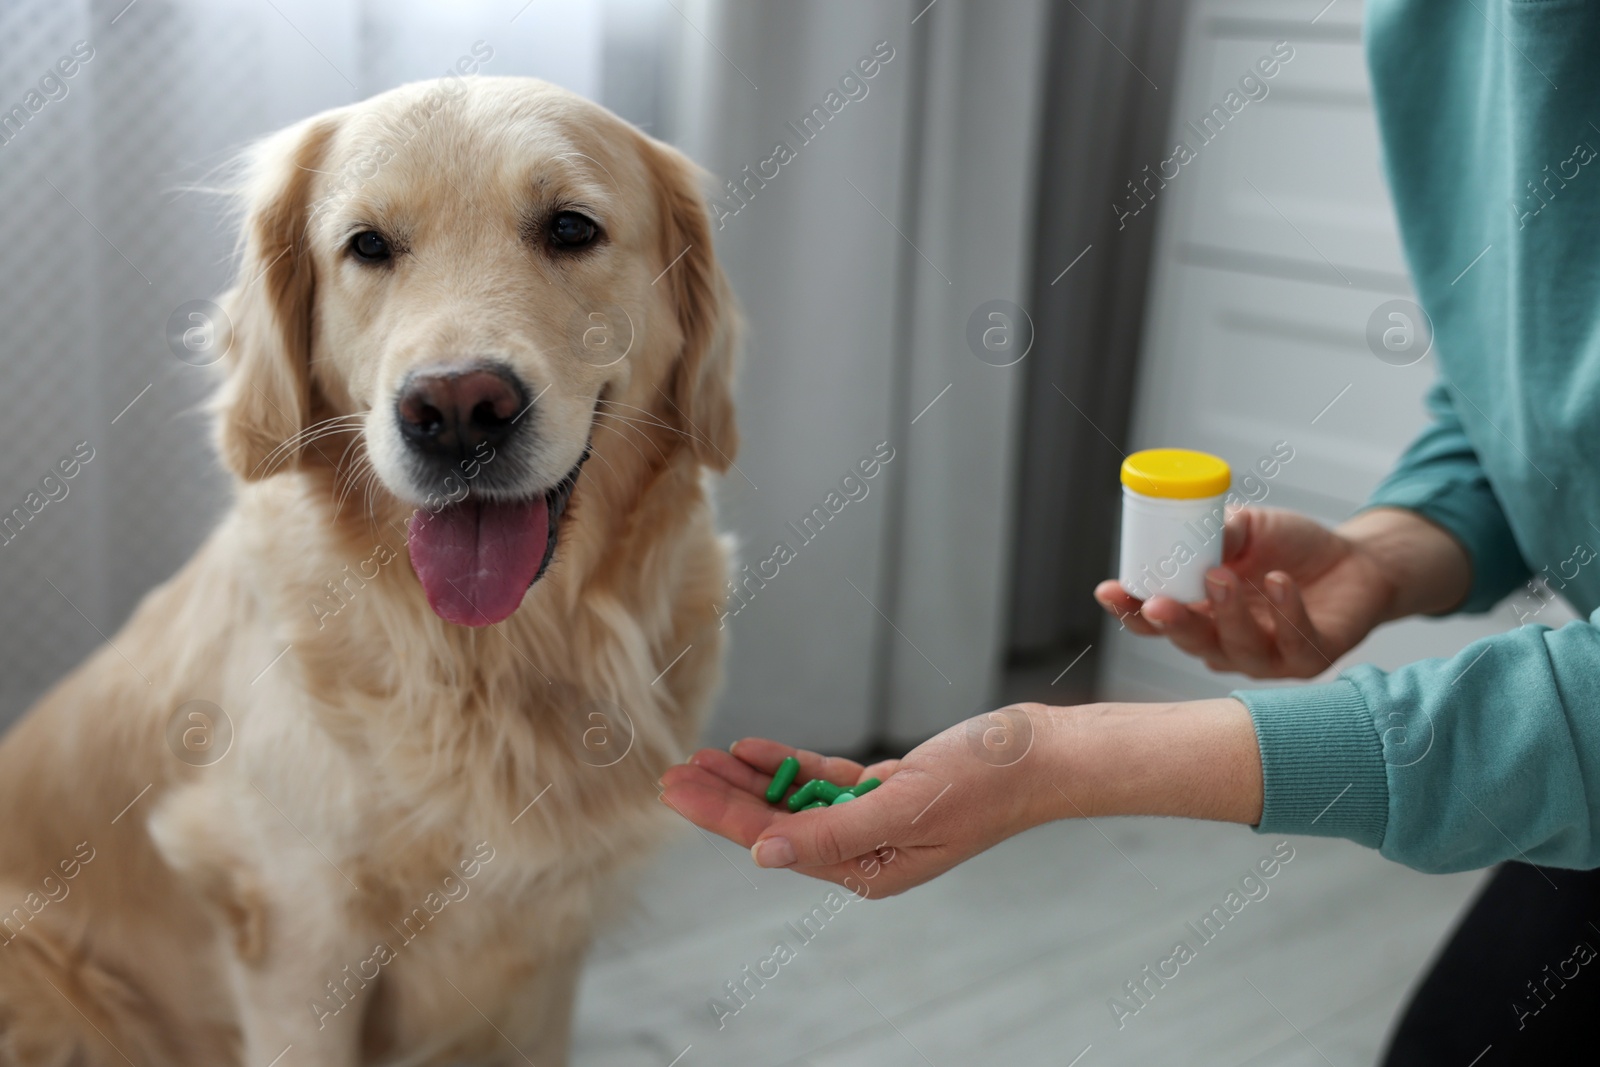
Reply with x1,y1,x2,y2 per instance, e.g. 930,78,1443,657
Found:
357,0,603,101
0,0,363,728
0,0,117,719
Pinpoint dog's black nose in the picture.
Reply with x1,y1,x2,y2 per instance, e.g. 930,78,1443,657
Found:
396,366,527,458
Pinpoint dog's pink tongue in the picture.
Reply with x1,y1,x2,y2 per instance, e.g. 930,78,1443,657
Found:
407,499,548,627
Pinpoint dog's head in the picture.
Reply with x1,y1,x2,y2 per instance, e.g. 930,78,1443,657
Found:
212,77,736,627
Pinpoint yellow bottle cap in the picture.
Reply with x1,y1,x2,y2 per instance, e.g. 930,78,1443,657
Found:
1120,448,1231,500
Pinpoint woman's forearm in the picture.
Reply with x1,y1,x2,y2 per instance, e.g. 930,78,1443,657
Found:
1027,512,1464,830
1035,699,1263,826
1337,506,1472,621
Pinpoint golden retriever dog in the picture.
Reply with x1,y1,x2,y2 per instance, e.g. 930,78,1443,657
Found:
0,75,736,1066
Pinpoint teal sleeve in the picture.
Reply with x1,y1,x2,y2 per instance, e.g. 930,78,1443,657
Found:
1363,380,1530,613
1234,612,1600,872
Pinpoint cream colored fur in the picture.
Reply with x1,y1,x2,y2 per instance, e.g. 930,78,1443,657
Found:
0,76,737,1066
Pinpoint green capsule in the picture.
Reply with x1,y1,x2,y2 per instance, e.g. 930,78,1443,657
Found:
786,779,825,812
813,780,844,802
765,756,801,804
801,800,829,810
830,791,856,805
849,777,881,797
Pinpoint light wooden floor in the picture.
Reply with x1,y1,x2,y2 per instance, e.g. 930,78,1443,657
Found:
571,814,1485,1066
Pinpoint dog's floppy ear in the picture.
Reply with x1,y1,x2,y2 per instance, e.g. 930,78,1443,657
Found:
643,140,740,472
213,116,340,482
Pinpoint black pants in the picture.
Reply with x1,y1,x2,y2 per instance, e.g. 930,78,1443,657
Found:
1381,862,1600,1065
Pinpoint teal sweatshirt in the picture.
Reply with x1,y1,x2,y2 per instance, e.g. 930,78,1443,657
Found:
1234,0,1600,872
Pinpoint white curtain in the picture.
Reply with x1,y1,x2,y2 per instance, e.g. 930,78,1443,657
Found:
678,0,1048,749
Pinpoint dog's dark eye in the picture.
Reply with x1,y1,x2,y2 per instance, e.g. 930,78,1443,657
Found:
548,211,599,249
350,230,392,263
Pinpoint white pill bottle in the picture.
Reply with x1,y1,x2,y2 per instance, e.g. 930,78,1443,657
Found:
1118,448,1231,603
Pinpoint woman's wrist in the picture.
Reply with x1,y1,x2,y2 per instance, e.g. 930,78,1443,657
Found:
1336,506,1472,621
1030,699,1263,827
